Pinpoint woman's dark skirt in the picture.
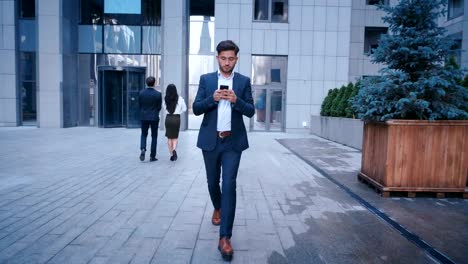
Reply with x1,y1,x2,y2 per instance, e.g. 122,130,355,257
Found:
165,114,181,139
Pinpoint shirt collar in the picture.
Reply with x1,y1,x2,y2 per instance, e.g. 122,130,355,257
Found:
217,70,235,80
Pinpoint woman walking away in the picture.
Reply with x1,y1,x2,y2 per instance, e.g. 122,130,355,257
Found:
163,84,187,161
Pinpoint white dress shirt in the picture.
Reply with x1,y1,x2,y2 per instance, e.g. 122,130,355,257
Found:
217,70,233,132
163,96,187,115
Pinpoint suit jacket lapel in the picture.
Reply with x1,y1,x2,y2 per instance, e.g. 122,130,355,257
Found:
232,72,240,95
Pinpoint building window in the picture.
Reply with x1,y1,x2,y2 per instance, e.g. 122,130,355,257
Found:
366,0,389,5
449,37,462,67
254,0,288,23
80,0,103,24
80,0,161,25
448,0,464,20
79,0,161,54
19,0,35,18
364,27,388,54
19,52,37,124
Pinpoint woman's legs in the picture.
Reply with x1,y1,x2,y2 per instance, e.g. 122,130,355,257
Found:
167,138,173,157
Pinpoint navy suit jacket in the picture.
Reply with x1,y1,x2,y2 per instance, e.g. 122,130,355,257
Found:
139,87,162,121
193,72,255,152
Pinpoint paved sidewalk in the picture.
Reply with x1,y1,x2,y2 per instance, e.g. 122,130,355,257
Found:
0,127,465,264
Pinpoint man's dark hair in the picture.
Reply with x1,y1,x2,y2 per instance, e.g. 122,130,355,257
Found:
146,76,156,87
216,40,239,55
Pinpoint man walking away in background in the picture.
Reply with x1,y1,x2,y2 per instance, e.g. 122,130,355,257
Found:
139,76,162,162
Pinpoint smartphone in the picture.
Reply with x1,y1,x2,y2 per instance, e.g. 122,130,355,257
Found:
220,85,229,90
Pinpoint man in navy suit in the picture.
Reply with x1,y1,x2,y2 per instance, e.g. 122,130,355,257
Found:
138,76,162,162
193,40,254,261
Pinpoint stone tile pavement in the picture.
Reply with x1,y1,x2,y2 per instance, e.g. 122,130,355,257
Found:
0,127,466,264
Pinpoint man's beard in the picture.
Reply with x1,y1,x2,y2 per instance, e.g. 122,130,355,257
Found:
219,65,234,75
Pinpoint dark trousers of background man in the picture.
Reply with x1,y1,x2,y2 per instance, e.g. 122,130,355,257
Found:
140,120,159,158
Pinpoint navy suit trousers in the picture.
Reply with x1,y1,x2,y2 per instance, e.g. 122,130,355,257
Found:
202,136,242,239
140,120,159,158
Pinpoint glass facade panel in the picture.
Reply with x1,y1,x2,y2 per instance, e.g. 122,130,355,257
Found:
142,0,162,25
252,56,287,86
189,16,215,55
142,26,162,54
448,0,464,19
19,20,36,52
367,0,389,5
79,25,103,53
80,0,104,24
271,0,288,23
19,52,37,124
104,25,141,54
251,55,287,131
254,0,269,21
364,27,388,54
19,0,35,18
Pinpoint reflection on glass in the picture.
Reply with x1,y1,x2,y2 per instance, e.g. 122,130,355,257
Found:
104,25,141,54
270,90,283,128
104,0,141,14
79,25,103,53
252,56,271,85
80,0,103,24
254,0,269,20
252,56,287,85
251,56,287,132
254,89,266,123
142,26,161,54
142,0,162,25
271,0,288,23
19,0,35,18
19,52,36,124
188,55,216,129
189,16,215,54
19,20,36,52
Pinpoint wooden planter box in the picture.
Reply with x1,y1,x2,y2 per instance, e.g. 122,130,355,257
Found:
359,120,468,197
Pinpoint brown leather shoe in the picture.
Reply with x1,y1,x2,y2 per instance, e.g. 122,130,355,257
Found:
218,237,233,261
212,209,221,226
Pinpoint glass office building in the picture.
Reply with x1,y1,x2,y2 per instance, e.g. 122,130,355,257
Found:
1,0,466,131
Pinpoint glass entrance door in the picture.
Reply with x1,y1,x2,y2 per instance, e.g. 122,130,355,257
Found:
126,70,144,128
98,66,146,128
250,55,287,132
252,87,284,131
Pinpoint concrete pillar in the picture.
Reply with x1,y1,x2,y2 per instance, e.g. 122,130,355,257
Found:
0,0,18,126
162,0,189,130
37,0,62,127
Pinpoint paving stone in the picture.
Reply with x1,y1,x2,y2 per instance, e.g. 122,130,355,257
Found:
0,128,464,263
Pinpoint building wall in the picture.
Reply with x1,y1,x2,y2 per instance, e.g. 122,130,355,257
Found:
216,0,352,131
162,0,189,130
0,0,465,129
0,0,18,127
348,0,394,82
441,0,468,71
37,0,63,127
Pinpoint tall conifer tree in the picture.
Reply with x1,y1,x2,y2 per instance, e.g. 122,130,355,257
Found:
352,0,468,121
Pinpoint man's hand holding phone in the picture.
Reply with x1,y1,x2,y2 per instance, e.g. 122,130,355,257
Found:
213,85,236,103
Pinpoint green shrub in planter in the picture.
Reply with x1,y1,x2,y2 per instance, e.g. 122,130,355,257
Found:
352,0,468,121
321,88,338,116
320,89,333,116
345,82,360,118
330,85,346,117
336,83,354,117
